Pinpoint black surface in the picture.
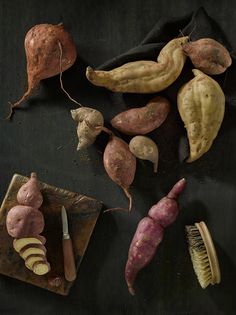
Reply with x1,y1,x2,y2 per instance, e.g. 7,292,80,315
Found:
0,1,236,315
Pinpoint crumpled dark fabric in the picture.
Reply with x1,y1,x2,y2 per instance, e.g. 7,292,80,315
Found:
98,6,235,102
95,6,235,163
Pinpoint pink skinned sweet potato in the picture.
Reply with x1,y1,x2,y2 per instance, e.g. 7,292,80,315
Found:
182,38,232,75
17,172,43,208
111,96,170,136
6,205,44,238
125,217,164,295
148,178,187,227
103,135,136,211
125,178,186,295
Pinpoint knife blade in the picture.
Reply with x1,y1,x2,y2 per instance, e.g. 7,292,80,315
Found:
61,206,77,282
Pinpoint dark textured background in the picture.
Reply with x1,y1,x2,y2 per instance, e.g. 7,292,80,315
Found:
0,1,236,314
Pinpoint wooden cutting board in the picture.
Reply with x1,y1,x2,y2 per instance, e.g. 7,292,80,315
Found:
0,174,103,295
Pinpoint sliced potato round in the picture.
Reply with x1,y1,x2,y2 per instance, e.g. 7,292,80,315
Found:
25,254,46,270
33,261,51,275
13,237,45,253
20,244,46,260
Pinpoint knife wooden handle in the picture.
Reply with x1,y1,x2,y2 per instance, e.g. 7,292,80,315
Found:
62,238,77,282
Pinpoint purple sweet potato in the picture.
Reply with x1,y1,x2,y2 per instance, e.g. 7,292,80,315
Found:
148,178,186,227
103,135,136,211
125,218,164,295
6,205,44,238
125,178,186,295
111,96,170,136
17,172,43,208
182,38,232,75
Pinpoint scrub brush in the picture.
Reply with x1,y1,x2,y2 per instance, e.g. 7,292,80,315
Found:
185,221,221,288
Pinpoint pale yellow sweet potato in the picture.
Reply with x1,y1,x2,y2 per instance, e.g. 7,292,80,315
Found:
129,136,159,173
86,36,188,93
177,69,225,162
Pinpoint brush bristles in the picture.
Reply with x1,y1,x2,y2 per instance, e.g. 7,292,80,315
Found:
186,225,212,289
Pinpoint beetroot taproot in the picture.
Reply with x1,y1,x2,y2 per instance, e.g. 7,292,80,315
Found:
125,178,186,295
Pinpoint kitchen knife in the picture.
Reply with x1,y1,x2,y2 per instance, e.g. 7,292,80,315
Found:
61,206,77,282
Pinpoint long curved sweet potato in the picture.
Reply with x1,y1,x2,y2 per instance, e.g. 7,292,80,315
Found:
86,37,188,93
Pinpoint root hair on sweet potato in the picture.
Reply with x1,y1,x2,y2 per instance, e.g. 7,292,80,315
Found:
57,41,82,107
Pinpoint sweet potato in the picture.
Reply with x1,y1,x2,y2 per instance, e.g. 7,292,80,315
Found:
17,173,43,208
20,244,46,260
86,36,188,93
33,261,51,275
148,178,186,227
177,69,225,162
111,96,170,135
25,254,46,270
129,136,159,173
8,23,77,118
103,135,136,211
182,38,232,75
13,237,45,253
17,241,50,275
125,178,186,295
71,107,104,150
6,205,44,238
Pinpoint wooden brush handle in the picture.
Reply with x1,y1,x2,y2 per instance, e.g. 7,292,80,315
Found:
62,238,77,282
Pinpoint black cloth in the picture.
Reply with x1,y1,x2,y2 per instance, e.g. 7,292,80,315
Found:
96,7,235,161
99,7,235,100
